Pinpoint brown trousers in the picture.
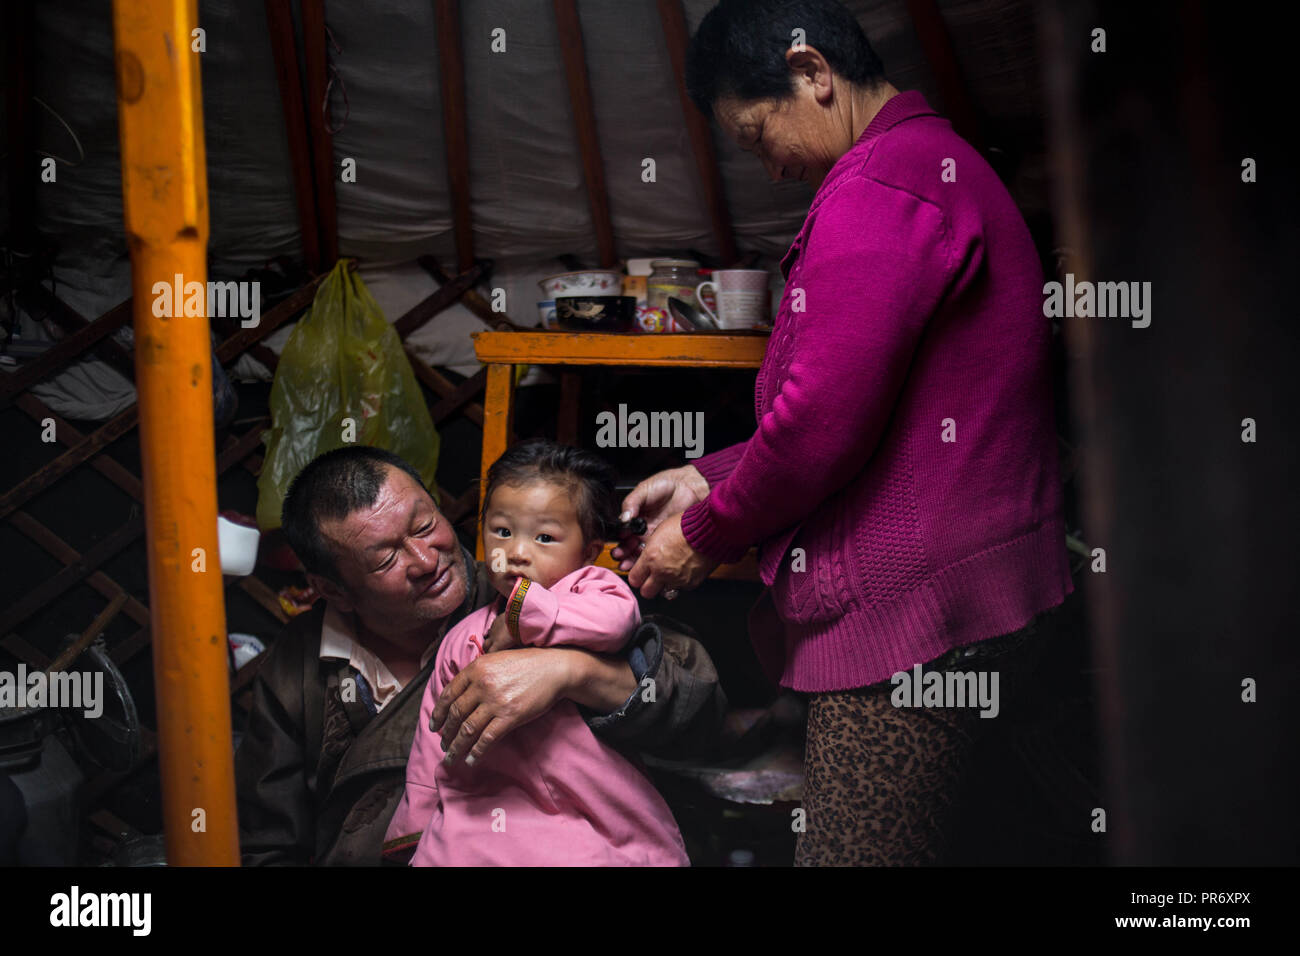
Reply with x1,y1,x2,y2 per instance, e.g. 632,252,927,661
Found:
794,618,1044,866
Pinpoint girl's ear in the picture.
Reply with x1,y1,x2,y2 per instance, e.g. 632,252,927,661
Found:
584,536,604,566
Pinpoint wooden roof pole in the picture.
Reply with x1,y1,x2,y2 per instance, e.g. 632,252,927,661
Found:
905,0,985,151
656,0,738,266
265,0,323,273
301,0,340,265
434,0,475,273
552,0,617,268
112,0,238,865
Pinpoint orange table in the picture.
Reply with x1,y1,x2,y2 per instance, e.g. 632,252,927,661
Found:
471,330,770,578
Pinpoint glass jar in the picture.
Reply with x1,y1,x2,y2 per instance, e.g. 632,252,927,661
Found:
646,259,701,311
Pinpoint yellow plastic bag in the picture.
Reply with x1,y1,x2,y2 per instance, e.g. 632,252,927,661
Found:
256,260,441,530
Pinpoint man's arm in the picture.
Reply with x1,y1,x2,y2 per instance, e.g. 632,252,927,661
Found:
582,615,728,760
234,624,318,866
432,616,727,765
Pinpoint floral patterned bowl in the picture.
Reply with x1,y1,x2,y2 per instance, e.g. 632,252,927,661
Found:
538,270,623,299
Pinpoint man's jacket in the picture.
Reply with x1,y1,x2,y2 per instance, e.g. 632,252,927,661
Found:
234,555,727,865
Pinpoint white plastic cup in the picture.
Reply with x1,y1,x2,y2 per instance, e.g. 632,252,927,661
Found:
218,516,260,576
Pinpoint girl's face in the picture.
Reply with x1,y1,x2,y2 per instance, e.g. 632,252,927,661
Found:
483,479,602,598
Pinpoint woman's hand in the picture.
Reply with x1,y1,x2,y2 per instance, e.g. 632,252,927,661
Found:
611,465,710,571
626,512,719,599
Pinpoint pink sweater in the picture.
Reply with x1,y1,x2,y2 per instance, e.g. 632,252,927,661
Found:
681,91,1073,692
385,566,689,866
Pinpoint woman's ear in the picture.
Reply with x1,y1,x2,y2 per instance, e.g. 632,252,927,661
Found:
786,45,835,102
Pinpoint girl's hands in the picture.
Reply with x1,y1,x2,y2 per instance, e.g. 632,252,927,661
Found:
481,610,519,654
611,465,710,571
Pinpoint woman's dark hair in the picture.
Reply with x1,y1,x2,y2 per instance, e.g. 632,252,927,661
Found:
686,0,886,118
282,445,433,583
482,440,620,545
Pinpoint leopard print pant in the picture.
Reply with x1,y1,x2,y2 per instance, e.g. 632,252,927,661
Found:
794,620,1044,866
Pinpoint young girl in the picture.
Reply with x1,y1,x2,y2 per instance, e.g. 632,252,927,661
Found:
383,440,689,866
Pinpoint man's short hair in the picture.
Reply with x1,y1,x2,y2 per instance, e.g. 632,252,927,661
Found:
281,446,433,583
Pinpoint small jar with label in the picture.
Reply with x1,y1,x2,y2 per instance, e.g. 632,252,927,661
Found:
646,259,701,312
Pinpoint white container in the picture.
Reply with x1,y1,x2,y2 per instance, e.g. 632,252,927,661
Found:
218,516,260,576
537,299,558,329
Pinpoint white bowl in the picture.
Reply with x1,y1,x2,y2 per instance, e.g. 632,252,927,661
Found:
538,270,622,299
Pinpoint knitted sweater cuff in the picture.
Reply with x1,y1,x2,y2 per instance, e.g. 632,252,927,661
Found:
681,498,749,564
691,442,746,488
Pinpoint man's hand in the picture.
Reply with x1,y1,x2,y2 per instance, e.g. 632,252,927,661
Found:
611,465,710,571
626,512,719,598
481,611,519,654
431,647,571,765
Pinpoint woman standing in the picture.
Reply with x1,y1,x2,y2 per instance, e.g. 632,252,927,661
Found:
616,0,1072,864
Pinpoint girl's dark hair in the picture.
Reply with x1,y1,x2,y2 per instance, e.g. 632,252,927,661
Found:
685,0,886,119
482,440,620,545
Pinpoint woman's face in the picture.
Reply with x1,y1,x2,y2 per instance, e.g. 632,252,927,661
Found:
713,47,856,190
715,94,820,185
715,85,843,188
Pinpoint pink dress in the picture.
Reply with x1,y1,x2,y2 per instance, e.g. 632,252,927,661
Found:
384,566,689,866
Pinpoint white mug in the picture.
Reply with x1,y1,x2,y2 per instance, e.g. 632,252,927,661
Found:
695,269,770,329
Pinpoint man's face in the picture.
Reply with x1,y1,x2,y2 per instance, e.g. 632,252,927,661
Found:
315,466,468,636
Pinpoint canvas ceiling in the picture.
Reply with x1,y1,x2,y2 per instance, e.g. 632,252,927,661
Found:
0,0,1047,419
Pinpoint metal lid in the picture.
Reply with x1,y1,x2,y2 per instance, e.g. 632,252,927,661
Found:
649,258,700,270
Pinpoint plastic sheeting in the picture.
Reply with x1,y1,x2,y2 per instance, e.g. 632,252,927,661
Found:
0,0,1047,419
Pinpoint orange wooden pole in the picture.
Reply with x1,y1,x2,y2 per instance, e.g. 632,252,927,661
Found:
477,363,515,560
112,0,239,865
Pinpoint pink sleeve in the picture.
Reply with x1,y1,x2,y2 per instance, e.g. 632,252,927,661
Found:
382,616,484,862
681,177,961,562
433,614,486,694
504,567,640,653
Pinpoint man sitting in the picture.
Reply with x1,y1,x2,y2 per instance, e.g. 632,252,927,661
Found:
235,445,726,865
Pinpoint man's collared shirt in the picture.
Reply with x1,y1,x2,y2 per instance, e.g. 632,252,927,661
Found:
318,603,439,712
317,544,482,712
